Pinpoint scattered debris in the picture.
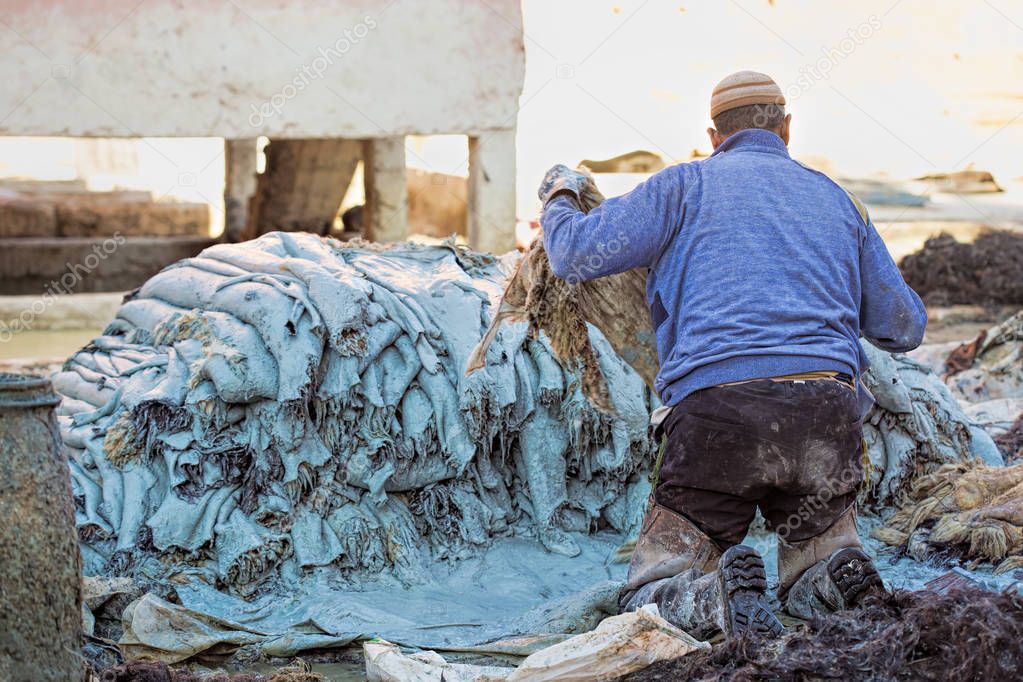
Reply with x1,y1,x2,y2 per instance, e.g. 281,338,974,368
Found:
620,588,1023,681
943,330,987,377
899,231,1023,306
923,569,982,595
942,310,1023,402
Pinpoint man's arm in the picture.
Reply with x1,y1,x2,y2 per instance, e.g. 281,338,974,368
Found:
540,167,685,282
860,219,927,352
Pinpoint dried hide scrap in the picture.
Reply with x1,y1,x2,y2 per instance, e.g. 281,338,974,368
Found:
56,232,657,597
467,168,656,413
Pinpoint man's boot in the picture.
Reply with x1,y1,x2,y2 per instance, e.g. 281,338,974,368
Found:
778,505,885,620
620,503,784,640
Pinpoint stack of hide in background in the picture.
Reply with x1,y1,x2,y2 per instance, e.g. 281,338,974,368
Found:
55,233,657,596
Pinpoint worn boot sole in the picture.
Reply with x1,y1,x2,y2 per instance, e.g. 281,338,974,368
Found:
828,547,884,607
719,545,785,639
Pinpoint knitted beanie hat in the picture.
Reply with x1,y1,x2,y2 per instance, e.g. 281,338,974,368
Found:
710,71,785,119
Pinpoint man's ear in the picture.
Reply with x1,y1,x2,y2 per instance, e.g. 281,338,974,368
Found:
707,127,723,150
778,114,792,145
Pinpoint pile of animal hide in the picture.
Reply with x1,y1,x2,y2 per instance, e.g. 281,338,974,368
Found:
875,312,1023,569
467,168,656,410
620,587,1023,681
857,343,1002,509
56,232,657,598
899,230,1023,306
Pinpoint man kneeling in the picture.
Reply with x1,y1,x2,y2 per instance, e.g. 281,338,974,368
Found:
537,71,926,639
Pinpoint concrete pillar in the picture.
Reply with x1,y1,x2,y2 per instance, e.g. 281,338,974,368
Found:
468,128,516,254
244,138,362,240
0,374,83,681
224,138,258,242
362,137,408,243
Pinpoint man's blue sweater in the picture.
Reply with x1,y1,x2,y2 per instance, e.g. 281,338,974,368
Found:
542,128,927,407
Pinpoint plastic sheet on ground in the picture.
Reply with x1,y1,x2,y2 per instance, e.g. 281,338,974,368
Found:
363,604,708,681
117,535,626,663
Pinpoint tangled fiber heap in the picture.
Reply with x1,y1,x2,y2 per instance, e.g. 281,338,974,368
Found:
874,461,1023,574
899,230,1023,306
55,232,656,595
620,588,1023,681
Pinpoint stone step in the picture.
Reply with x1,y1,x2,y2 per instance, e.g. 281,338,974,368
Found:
0,235,215,295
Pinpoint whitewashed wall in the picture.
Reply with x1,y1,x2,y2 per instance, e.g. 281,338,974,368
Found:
0,0,525,138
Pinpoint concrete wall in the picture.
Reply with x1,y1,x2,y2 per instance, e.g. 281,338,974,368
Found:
1,0,525,139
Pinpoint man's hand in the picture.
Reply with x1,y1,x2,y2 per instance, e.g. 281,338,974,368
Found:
538,164,588,208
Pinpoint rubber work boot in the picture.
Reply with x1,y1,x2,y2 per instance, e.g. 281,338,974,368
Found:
619,502,721,606
778,505,885,619
620,503,783,640
717,544,786,638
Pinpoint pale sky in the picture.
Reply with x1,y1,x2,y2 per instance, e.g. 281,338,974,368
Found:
509,0,1023,216
1,0,1020,224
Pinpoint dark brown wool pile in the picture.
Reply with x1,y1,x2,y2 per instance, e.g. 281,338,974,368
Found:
620,588,1023,682
899,230,1023,306
996,414,1023,462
